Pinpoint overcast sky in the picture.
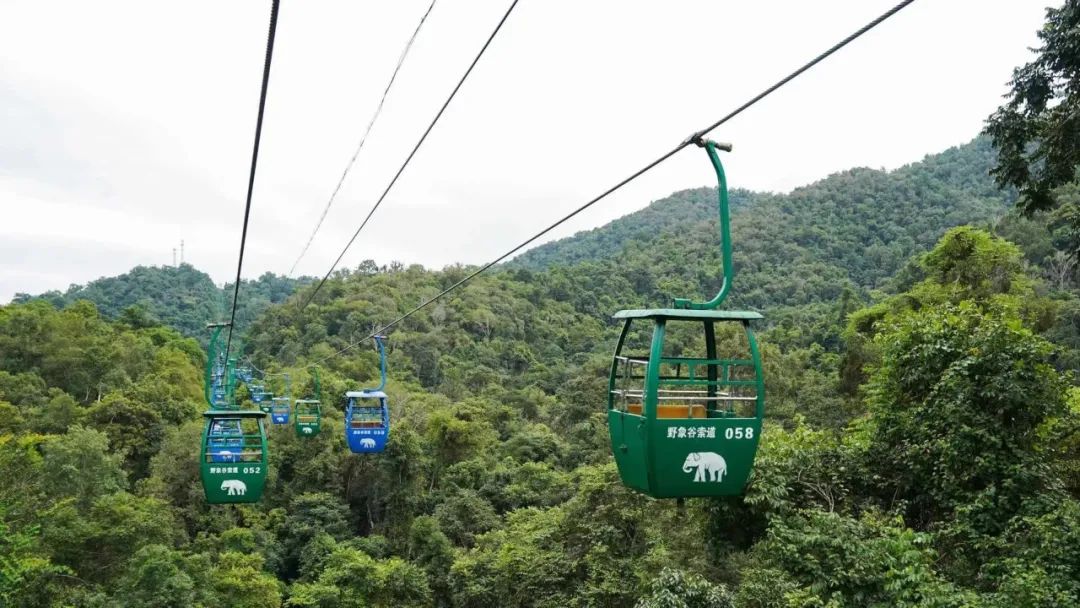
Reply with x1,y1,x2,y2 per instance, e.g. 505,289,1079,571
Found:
0,0,1050,303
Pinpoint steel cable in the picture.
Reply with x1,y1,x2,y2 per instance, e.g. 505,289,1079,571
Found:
299,0,521,311
305,0,918,365
225,0,282,361
287,0,439,276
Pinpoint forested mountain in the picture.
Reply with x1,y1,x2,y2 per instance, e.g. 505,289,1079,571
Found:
14,264,308,341
5,214,1080,606
6,137,1080,606
515,137,1015,309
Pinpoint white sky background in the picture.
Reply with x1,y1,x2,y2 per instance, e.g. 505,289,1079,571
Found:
0,0,1049,303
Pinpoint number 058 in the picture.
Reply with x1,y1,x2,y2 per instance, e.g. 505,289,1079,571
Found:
724,427,754,440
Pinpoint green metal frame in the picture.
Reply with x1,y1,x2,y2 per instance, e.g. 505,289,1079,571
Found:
366,336,388,393
204,325,224,407
674,140,733,311
204,324,244,410
226,357,237,404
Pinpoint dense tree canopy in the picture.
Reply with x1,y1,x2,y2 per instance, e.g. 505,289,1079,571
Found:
14,264,309,343
4,215,1080,607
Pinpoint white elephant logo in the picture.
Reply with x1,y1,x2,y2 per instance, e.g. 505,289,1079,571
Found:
682,452,727,483
302,427,313,434
221,479,247,496
359,438,376,448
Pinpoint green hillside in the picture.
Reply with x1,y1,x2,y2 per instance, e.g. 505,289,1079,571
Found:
15,264,309,342
514,137,1015,310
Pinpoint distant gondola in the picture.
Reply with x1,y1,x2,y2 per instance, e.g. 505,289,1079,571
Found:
295,368,322,437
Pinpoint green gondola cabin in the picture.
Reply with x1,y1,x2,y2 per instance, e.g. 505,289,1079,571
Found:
606,139,764,498
200,410,268,504
608,310,763,497
294,399,322,437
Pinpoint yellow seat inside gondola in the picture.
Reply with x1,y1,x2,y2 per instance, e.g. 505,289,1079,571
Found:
626,403,706,418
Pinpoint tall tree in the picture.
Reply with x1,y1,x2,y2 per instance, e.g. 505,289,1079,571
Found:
985,0,1080,212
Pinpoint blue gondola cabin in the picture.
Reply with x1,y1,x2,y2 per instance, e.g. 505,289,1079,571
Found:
345,390,388,453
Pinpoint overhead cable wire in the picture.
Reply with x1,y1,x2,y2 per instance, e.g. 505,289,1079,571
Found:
225,0,282,361
287,0,439,277
299,0,521,311
308,0,917,365
244,357,272,376
245,356,298,378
